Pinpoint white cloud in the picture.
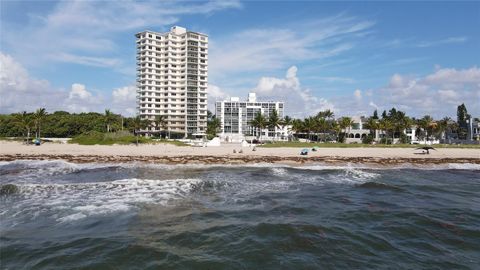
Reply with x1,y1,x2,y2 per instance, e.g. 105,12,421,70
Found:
2,0,241,70
69,84,93,100
209,15,374,76
424,66,480,84
252,66,334,117
417,36,468,48
334,66,480,118
54,53,122,68
0,52,136,115
112,86,136,103
111,85,137,116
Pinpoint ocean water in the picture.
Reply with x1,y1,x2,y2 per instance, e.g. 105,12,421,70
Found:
1,160,479,269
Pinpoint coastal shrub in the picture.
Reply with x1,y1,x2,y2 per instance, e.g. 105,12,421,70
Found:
362,134,374,144
70,131,150,145
399,133,411,144
380,138,393,144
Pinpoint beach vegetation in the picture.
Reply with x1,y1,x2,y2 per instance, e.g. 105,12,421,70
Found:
251,112,268,141
206,113,221,139
33,108,48,140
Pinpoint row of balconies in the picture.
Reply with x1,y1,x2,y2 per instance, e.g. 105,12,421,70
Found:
137,87,207,93
137,64,207,71
137,52,208,60
136,43,208,51
137,90,206,96
136,39,207,48
137,46,207,54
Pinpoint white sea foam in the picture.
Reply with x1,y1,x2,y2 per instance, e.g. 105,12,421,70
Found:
2,178,203,224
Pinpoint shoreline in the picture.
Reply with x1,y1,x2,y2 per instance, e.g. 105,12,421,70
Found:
1,154,479,166
1,141,478,166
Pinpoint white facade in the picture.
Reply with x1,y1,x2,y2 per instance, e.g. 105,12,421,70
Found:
135,26,208,136
215,93,287,142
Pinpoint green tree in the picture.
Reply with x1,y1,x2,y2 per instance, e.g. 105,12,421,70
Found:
14,111,34,144
250,112,267,141
279,115,293,140
104,109,116,133
363,117,378,140
417,115,434,143
379,118,393,144
33,108,48,139
154,115,168,137
268,109,281,141
207,116,221,137
131,116,149,146
339,117,354,141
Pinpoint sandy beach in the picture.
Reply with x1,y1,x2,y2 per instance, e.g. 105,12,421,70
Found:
0,141,479,165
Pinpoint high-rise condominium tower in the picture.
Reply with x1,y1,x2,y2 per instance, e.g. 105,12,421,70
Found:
135,26,208,137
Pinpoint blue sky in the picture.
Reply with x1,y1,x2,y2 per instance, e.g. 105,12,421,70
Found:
1,0,479,118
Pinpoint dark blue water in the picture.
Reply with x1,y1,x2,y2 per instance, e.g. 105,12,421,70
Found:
1,160,479,269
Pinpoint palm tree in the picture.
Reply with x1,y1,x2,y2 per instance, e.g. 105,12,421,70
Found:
379,118,393,144
418,115,434,143
339,117,354,142
323,109,334,120
279,115,293,141
364,117,378,139
303,116,317,141
316,117,329,142
14,111,34,144
104,109,116,133
33,108,48,140
268,109,281,141
331,121,341,142
291,118,304,140
437,117,450,140
154,115,168,137
132,116,149,146
250,112,267,142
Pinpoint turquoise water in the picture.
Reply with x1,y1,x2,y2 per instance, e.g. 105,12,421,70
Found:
1,160,479,269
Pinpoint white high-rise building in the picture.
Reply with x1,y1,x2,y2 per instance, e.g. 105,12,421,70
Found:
135,26,208,137
215,93,288,142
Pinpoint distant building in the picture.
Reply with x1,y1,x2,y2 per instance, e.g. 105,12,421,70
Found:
468,117,480,141
135,26,208,137
345,116,419,144
215,93,288,142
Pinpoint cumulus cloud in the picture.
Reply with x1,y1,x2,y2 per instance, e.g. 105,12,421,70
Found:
69,84,93,100
0,52,136,115
111,85,137,116
112,85,136,103
334,66,480,118
252,66,334,117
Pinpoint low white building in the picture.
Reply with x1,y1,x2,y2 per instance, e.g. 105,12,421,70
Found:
215,93,288,142
345,116,419,144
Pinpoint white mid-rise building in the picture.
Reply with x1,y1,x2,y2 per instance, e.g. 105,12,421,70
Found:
135,26,208,137
215,93,288,142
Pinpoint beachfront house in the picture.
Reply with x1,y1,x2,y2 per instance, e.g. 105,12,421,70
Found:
345,116,420,144
215,93,289,142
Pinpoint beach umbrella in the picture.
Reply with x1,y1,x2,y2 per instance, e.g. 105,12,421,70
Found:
415,146,436,154
312,146,319,151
